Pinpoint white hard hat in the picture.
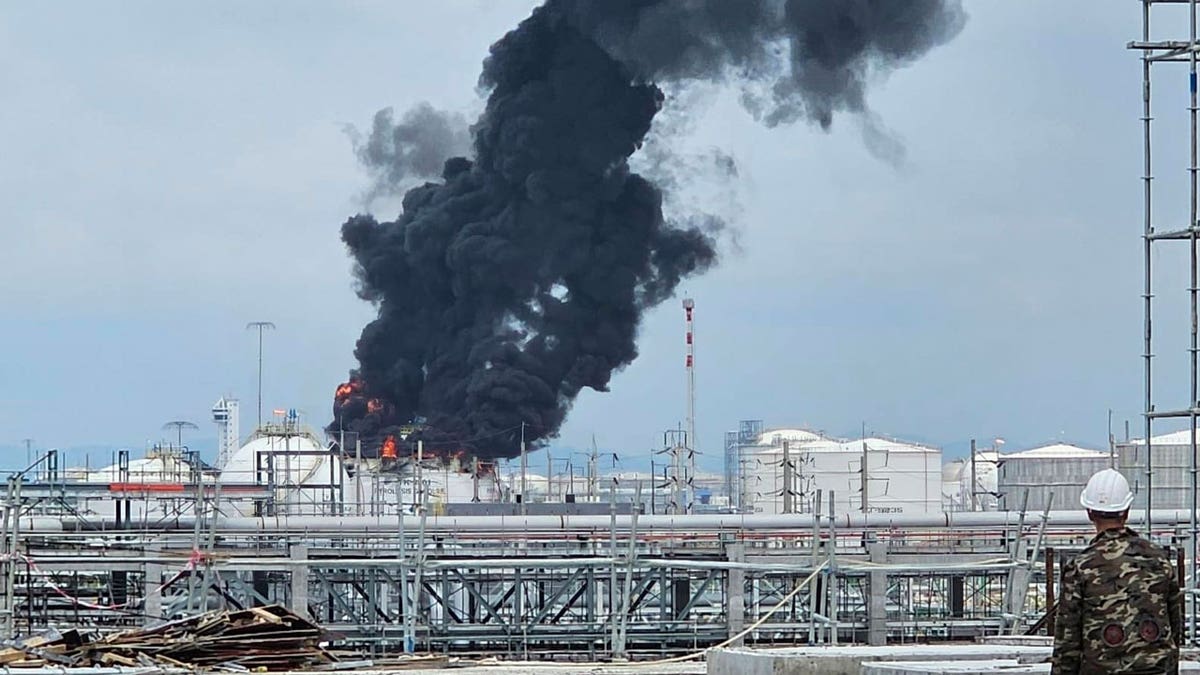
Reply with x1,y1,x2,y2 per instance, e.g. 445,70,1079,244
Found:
1080,468,1134,511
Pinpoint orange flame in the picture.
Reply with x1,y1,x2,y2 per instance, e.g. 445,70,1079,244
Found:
367,399,385,414
381,436,397,461
334,380,361,403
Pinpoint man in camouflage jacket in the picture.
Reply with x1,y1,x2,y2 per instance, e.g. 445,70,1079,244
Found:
1052,469,1181,675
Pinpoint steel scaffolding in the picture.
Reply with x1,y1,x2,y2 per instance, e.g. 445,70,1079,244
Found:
1,518,1032,654
1129,0,1200,644
0,467,1174,656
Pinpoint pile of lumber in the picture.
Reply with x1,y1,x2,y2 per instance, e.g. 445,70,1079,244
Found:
0,605,337,671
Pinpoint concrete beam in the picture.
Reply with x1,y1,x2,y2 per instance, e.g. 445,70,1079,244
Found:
706,645,1052,675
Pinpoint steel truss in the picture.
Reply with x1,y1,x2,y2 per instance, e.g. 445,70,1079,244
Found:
0,520,1112,657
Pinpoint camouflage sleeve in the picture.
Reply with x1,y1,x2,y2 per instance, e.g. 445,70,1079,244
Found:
1051,558,1082,675
1167,555,1182,649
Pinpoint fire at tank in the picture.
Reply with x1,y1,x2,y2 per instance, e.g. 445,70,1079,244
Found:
330,377,483,476
321,385,507,505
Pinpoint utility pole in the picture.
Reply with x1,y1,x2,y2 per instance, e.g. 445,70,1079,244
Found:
664,428,684,514
589,435,599,502
1108,409,1117,469
245,321,276,429
520,423,527,515
21,439,32,469
861,423,869,514
782,441,793,514
969,439,978,512
650,457,656,515
417,439,427,506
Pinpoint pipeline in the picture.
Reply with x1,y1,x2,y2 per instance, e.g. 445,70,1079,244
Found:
45,508,1193,534
7,517,63,533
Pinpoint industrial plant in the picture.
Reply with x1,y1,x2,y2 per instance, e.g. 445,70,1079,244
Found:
0,400,1191,661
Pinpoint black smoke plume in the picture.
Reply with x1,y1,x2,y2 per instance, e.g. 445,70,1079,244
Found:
333,0,965,460
345,103,472,205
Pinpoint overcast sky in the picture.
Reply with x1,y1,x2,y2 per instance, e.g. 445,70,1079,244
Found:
1,2,1191,470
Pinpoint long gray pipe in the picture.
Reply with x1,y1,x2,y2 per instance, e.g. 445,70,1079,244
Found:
43,509,1192,534
11,517,63,532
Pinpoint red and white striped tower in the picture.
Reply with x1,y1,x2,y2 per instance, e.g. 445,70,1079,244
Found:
683,297,696,514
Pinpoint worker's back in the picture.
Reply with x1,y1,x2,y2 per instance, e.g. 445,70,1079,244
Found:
1052,527,1181,675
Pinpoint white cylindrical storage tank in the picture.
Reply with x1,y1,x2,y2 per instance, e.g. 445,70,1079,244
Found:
844,437,942,515
758,428,825,446
394,461,503,510
1118,430,1194,510
738,428,840,514
958,451,999,511
941,459,966,511
741,431,942,516
998,443,1108,512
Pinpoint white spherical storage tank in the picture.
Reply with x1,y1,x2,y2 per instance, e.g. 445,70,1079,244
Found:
75,448,204,523
86,451,194,484
739,429,942,515
218,428,346,516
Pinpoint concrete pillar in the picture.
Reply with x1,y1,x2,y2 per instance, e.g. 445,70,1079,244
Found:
143,542,162,627
726,543,745,646
290,543,309,618
143,561,163,626
867,542,887,646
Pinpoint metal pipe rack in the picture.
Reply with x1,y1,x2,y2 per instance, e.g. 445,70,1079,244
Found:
2,473,1194,658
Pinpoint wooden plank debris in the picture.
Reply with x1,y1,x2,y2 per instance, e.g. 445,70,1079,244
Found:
2,605,340,671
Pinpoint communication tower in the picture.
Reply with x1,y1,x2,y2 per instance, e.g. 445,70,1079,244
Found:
683,297,696,513
212,397,240,469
